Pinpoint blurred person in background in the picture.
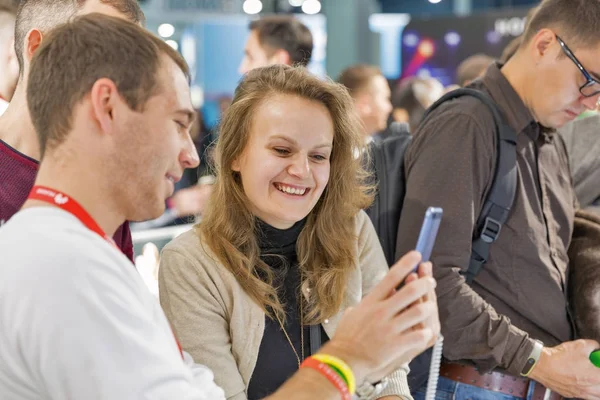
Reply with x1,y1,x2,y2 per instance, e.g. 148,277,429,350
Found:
389,77,444,134
0,1,18,115
159,64,439,400
456,53,494,87
337,64,393,142
0,0,145,262
239,15,313,74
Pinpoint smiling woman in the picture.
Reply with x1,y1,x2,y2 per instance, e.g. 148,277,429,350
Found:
158,65,413,400
231,94,334,229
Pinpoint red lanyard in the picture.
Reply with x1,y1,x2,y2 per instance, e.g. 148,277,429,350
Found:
27,185,184,359
28,185,117,246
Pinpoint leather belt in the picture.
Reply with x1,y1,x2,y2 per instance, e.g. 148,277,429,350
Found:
440,362,562,400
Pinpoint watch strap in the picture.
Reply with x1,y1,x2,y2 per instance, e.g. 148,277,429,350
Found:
520,340,544,377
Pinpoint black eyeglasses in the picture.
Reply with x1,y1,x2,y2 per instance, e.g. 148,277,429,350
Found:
556,35,600,98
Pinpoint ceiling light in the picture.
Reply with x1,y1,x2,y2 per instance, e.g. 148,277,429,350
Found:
243,0,263,15
158,23,175,38
302,0,321,14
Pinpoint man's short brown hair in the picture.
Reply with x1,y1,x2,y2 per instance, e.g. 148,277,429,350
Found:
521,0,600,51
27,13,189,156
15,0,145,71
337,64,383,97
249,16,313,67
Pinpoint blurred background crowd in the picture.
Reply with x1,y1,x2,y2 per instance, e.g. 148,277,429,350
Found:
2,0,599,290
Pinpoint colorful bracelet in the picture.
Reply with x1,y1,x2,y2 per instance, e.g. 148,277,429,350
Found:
311,354,356,394
300,357,352,400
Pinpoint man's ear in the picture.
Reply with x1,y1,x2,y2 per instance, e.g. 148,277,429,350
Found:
530,28,556,62
25,29,43,63
272,49,292,66
89,78,119,134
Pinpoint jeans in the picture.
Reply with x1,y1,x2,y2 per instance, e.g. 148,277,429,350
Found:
412,376,545,400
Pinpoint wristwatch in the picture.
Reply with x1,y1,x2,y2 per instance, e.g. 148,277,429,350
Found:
355,377,389,400
520,339,544,377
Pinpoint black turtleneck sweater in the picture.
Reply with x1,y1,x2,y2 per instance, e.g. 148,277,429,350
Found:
247,219,329,400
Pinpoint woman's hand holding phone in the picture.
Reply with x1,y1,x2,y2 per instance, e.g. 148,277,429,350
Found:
324,251,439,385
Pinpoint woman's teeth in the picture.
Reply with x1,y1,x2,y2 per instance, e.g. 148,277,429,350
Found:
275,183,306,196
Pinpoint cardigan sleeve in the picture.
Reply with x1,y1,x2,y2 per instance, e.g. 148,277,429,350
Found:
159,243,249,400
356,211,413,400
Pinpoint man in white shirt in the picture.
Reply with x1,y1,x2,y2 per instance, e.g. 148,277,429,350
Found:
0,12,225,400
0,206,226,399
0,13,440,400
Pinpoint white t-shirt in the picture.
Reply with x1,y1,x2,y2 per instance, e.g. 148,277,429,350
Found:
0,207,225,400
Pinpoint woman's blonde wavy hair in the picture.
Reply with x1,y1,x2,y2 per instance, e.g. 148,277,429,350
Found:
199,64,374,324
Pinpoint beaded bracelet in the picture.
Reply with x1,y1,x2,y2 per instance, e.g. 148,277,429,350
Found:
311,354,356,394
300,357,352,400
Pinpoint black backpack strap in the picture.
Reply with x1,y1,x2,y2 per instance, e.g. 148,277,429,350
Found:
424,88,518,284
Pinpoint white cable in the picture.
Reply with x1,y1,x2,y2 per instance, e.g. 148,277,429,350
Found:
425,335,444,400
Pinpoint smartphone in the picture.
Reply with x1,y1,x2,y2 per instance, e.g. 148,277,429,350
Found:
396,207,443,289
413,207,443,269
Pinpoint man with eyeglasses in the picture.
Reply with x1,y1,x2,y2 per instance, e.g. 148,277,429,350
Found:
499,5,600,215
395,1,600,399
